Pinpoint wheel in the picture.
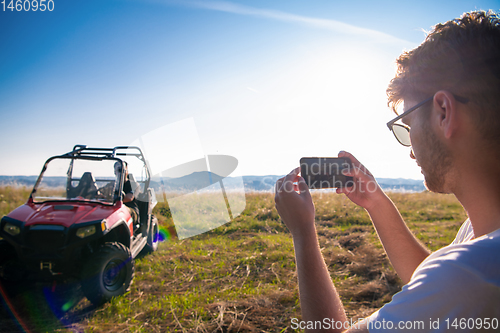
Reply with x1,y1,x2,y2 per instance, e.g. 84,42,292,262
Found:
0,240,25,295
0,240,14,266
81,242,134,306
0,240,18,281
143,215,159,254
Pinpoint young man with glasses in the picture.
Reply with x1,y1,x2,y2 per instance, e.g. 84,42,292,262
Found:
275,10,500,332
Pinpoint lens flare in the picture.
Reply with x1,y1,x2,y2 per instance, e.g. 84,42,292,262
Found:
0,281,31,333
61,300,74,312
158,225,175,242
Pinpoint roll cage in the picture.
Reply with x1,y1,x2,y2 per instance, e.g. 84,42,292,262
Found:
30,145,151,205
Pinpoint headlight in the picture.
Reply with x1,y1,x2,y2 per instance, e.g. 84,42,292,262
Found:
4,223,21,236
76,225,96,239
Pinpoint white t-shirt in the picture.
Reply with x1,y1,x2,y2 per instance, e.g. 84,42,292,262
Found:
367,219,500,332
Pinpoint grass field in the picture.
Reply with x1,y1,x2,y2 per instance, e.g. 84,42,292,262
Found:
0,187,467,332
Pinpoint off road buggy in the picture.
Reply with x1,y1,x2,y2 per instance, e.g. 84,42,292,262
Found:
0,145,159,305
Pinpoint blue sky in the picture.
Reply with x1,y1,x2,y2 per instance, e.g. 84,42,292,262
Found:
1,0,499,179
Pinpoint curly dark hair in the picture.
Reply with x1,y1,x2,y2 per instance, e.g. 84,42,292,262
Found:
387,10,500,143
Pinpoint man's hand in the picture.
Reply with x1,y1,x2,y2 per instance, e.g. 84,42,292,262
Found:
124,192,134,203
338,151,430,283
275,167,364,332
336,151,386,211
274,167,315,237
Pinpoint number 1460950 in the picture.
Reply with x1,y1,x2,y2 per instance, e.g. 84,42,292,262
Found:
1,0,54,11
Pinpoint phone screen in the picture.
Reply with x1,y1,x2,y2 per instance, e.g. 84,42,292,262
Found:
300,157,354,189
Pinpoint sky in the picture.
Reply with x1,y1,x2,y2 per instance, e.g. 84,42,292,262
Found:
1,0,499,180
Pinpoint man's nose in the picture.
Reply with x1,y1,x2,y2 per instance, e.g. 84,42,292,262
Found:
410,149,416,160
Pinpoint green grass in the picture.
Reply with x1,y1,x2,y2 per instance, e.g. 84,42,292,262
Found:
0,188,467,332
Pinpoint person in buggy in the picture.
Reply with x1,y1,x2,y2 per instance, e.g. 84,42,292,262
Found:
114,161,140,225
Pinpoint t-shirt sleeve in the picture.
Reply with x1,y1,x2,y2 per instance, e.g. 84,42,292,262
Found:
367,246,500,332
451,219,474,245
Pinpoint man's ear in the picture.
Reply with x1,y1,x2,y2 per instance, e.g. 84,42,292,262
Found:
432,90,459,139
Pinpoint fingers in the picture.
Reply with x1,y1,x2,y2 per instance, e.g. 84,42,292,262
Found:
339,150,373,177
281,167,300,193
297,175,311,197
275,177,284,194
336,185,353,196
339,150,362,168
275,167,300,199
284,167,300,182
342,164,369,180
275,167,311,223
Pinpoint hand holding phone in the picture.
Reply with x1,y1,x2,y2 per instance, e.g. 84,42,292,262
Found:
300,157,354,189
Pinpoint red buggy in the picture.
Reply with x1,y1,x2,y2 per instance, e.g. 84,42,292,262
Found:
0,145,159,305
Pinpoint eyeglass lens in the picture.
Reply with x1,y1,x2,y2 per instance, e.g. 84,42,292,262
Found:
392,124,411,146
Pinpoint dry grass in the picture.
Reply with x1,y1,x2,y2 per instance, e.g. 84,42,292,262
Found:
0,188,467,332
0,186,32,217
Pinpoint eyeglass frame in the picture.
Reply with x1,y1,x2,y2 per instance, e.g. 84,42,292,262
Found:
386,94,469,147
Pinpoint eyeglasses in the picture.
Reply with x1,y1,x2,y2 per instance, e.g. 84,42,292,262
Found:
386,94,469,147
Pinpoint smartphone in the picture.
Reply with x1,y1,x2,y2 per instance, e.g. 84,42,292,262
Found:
300,157,354,189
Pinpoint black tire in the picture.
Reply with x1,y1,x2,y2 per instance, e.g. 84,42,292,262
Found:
0,240,25,296
0,240,18,281
0,240,14,265
81,242,134,306
144,215,159,254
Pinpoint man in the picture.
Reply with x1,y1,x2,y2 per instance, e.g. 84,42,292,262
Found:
115,161,140,224
275,10,500,332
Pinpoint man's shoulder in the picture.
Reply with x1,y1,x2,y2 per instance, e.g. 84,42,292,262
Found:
422,229,500,265
418,228,500,281
368,233,500,332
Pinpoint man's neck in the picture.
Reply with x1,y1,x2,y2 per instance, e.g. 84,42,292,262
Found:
453,164,500,238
